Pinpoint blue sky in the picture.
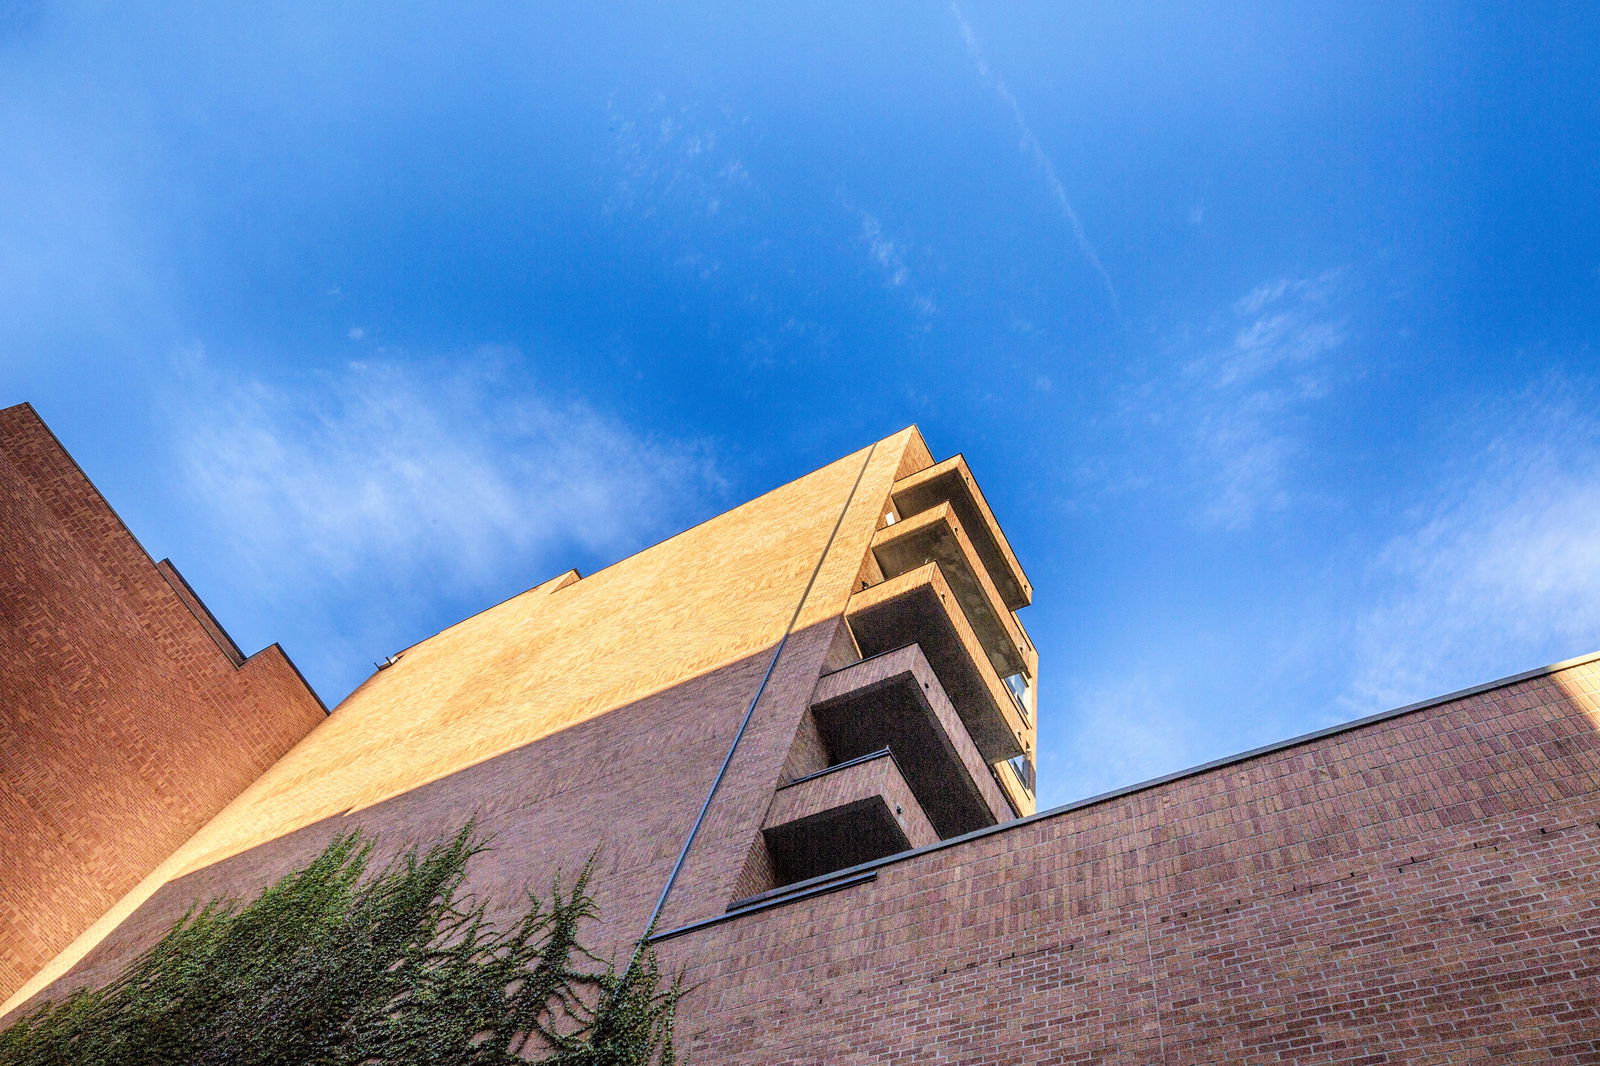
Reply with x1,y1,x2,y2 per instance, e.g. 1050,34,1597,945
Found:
5,2,1599,810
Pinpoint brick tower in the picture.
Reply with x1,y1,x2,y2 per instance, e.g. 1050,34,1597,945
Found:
8,425,1040,1015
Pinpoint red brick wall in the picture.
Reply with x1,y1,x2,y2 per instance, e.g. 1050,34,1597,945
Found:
660,659,1600,1064
0,404,326,1002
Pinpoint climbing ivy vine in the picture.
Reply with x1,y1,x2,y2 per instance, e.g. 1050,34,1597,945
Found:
0,825,678,1066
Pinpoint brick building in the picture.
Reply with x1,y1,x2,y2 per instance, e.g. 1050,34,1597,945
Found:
4,406,1599,1062
0,404,326,1003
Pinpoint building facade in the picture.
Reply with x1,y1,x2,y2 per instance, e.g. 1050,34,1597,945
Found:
5,407,1599,1063
0,403,326,1003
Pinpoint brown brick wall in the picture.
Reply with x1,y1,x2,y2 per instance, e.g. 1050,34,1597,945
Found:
0,404,326,1002
660,659,1600,1064
779,698,833,785
16,640,789,1008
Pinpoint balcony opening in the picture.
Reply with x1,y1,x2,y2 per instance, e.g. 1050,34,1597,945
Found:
890,456,1032,610
846,565,1027,764
810,648,1003,837
765,797,910,885
761,751,937,888
868,503,1030,680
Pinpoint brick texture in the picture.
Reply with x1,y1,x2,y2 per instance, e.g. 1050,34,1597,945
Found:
0,403,325,1002
660,660,1600,1065
763,752,938,852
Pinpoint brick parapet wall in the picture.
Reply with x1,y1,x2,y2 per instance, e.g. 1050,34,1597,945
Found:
661,659,1600,1064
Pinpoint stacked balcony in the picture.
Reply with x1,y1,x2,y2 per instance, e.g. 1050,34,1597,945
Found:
757,456,1038,892
809,644,1010,837
762,750,937,885
890,456,1032,611
845,563,1028,762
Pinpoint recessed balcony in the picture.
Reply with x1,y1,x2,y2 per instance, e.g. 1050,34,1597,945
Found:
845,563,1028,762
870,501,1032,681
811,644,1012,833
891,456,1032,611
762,750,938,886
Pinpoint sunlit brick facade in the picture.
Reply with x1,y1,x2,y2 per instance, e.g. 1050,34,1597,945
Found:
6,406,1599,1063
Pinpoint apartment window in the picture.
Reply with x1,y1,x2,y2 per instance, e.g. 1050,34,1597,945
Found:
1003,672,1031,721
1007,754,1036,795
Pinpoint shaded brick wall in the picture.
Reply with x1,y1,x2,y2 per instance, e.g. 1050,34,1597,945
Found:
16,638,791,1009
0,404,326,1002
661,659,1600,1065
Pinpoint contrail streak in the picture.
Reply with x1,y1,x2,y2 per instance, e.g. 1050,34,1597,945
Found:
951,2,1119,310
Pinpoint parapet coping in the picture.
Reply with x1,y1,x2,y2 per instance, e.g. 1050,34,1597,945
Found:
650,648,1600,945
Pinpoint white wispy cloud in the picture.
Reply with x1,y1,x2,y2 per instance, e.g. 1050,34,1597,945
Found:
949,2,1118,309
1194,272,1347,387
855,209,939,320
1342,379,1600,713
860,212,910,289
1183,270,1348,528
173,352,722,591
1082,270,1349,526
605,94,749,226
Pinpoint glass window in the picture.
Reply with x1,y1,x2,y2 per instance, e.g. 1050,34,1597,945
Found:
1003,672,1031,720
